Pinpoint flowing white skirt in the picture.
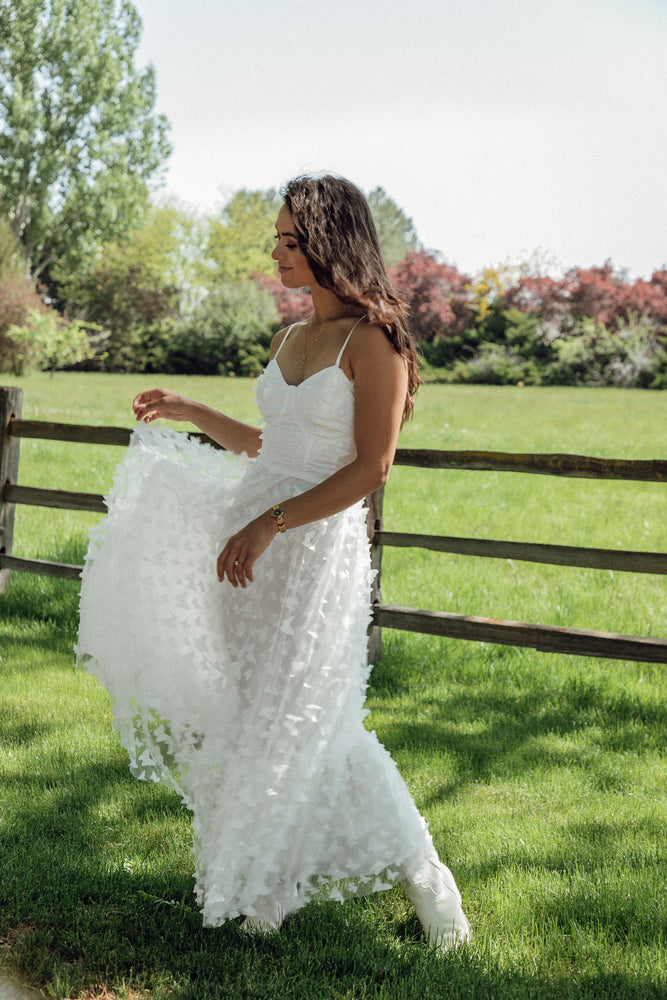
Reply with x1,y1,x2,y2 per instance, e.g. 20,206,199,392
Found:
77,424,436,924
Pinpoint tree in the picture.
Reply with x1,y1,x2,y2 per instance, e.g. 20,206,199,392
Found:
367,187,418,267
6,308,99,374
207,189,282,283
389,250,471,342
0,0,171,289
172,281,279,377
504,264,667,331
503,273,574,325
71,205,182,368
466,263,515,325
0,218,48,371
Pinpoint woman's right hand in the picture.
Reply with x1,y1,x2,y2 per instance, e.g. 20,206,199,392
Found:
132,388,194,424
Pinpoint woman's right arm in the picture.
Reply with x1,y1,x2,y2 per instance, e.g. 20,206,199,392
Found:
132,329,291,457
132,389,263,457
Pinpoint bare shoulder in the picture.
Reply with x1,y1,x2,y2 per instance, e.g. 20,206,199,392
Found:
269,325,294,359
347,319,406,374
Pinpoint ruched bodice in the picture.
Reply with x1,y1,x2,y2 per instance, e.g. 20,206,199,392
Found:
254,359,356,484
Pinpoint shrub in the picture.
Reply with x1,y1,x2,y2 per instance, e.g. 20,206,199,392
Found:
133,320,182,374
451,343,542,385
389,250,472,343
602,313,666,388
541,315,665,387
420,326,481,368
164,281,278,376
5,308,100,374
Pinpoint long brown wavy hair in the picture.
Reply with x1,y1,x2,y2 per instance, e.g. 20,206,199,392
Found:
281,174,420,422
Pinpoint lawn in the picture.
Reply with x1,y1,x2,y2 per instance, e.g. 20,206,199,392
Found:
0,373,665,999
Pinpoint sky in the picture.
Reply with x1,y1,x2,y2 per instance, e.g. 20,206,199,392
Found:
134,0,667,280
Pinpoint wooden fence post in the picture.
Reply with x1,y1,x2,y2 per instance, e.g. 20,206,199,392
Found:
366,485,385,664
0,387,22,594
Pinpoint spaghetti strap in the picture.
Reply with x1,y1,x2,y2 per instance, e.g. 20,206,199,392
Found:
336,316,366,366
274,323,300,360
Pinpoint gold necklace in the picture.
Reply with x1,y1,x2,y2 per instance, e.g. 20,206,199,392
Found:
301,311,362,376
301,319,328,377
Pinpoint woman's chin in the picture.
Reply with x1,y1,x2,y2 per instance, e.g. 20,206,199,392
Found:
279,275,302,290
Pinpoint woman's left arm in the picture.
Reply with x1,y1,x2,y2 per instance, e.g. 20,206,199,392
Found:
218,325,407,587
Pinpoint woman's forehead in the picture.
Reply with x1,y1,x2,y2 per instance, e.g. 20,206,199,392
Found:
275,204,296,234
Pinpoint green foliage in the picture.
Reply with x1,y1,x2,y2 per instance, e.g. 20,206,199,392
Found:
420,308,543,380
446,342,541,385
0,218,51,371
420,327,479,370
0,215,23,280
543,314,666,388
132,318,182,374
367,186,419,266
607,312,666,388
166,206,214,316
0,0,171,288
59,205,282,373
5,307,100,373
70,205,184,370
421,305,666,388
167,281,278,376
207,189,282,283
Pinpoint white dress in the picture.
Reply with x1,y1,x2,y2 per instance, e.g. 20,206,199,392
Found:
77,324,441,925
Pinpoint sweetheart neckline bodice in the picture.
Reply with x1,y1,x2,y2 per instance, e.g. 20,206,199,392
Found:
253,355,357,484
269,356,354,390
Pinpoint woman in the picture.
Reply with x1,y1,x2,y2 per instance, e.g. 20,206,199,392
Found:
77,175,470,949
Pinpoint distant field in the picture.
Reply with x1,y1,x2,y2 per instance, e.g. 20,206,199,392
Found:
1,372,665,1000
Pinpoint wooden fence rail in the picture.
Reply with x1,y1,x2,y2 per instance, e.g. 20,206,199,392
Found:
2,386,666,664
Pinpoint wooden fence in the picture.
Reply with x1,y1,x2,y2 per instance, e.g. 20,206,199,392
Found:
2,385,666,665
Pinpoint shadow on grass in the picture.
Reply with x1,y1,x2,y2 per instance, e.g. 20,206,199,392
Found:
369,634,666,804
1,565,665,996
468,811,664,870
1,574,80,646
0,704,59,749
0,625,75,663
1,748,664,998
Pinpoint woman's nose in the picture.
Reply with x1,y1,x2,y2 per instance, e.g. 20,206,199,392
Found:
271,244,281,260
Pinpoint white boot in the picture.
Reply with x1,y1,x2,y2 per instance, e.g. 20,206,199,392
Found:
241,898,285,935
401,854,471,950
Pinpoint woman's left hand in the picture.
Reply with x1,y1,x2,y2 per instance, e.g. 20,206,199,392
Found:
217,512,277,588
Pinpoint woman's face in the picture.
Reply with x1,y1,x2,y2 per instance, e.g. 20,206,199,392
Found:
271,204,316,289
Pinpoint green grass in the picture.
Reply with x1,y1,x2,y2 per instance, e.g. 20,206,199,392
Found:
1,373,666,999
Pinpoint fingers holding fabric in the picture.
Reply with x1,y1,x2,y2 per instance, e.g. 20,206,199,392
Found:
132,388,193,424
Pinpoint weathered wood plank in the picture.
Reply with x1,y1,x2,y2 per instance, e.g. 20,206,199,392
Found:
9,419,224,450
9,419,132,447
0,388,23,594
8,420,666,482
365,486,385,663
3,484,106,514
372,605,667,663
376,531,667,575
0,553,82,581
393,448,667,482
